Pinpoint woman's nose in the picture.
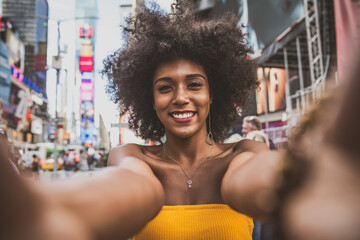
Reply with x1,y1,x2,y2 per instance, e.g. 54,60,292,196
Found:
173,86,189,105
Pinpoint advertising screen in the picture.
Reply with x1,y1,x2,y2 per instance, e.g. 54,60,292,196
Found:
256,67,287,114
80,81,94,102
79,26,93,38
255,68,266,114
1,83,29,129
6,28,25,71
81,71,93,82
80,101,94,121
80,40,93,57
80,120,95,146
79,56,94,72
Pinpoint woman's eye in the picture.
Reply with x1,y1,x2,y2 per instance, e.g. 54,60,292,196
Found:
158,85,172,92
188,82,203,89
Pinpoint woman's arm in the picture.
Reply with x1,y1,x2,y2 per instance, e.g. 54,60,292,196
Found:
0,144,164,240
221,140,280,221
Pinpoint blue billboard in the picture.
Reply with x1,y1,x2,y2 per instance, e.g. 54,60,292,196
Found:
0,40,11,105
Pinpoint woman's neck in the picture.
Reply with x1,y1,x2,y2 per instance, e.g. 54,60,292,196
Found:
163,133,214,166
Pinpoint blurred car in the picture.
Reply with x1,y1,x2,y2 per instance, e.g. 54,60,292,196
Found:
41,158,64,171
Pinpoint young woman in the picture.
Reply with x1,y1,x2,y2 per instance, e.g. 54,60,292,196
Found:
101,1,278,238
1,1,359,240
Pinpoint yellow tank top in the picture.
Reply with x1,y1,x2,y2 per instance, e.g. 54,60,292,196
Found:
131,204,253,240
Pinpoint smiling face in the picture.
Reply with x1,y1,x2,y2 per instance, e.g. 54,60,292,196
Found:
153,59,211,140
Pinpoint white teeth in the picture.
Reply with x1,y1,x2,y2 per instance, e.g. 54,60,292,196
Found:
172,112,194,119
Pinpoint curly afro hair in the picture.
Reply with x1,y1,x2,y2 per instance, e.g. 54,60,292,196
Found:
103,0,259,143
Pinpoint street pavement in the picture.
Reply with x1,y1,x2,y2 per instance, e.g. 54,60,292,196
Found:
39,168,103,182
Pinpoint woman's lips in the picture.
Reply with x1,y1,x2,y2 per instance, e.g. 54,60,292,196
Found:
170,111,196,122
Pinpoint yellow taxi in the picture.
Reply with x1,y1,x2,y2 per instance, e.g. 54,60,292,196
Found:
41,158,64,171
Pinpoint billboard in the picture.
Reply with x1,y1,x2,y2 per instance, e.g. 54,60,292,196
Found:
5,27,25,71
80,40,93,56
80,119,95,146
81,71,93,82
256,67,287,114
1,83,29,129
79,25,93,38
80,101,94,121
79,56,93,72
80,101,95,146
80,81,94,101
0,40,11,105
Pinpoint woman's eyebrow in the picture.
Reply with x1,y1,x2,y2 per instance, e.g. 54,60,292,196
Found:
154,77,172,85
186,74,206,80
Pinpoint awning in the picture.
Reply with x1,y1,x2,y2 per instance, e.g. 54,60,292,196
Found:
255,17,308,70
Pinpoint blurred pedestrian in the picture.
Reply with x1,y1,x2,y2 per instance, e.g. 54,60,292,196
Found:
30,154,40,180
74,151,80,172
242,115,276,149
63,150,75,177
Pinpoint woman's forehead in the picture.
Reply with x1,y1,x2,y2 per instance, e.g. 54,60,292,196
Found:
153,58,206,81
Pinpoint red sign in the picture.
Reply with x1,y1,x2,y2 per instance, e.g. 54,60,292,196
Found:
79,26,93,38
79,56,93,72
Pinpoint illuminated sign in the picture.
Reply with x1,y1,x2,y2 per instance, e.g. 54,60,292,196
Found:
79,25,93,38
256,67,287,114
80,81,94,101
80,40,93,56
79,56,93,72
11,65,24,82
81,71,93,82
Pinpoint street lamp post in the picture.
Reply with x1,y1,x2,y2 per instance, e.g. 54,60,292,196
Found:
52,20,62,170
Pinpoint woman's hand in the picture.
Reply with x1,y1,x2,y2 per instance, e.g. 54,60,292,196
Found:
0,143,164,240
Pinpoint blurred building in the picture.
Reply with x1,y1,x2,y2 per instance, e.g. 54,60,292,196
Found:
74,0,98,147
2,0,49,95
195,0,349,149
0,0,49,145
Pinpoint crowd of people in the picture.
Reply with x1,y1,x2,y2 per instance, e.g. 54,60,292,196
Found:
0,130,108,180
1,0,359,239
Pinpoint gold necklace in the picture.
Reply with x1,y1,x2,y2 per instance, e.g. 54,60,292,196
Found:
163,144,214,189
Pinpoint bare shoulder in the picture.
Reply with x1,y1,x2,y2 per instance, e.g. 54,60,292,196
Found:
233,139,269,154
107,144,160,179
107,143,144,166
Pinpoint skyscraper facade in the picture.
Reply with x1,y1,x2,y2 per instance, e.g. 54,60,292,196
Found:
2,0,48,95
1,0,49,143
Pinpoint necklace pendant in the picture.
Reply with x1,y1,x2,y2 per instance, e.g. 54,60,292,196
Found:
187,179,192,189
